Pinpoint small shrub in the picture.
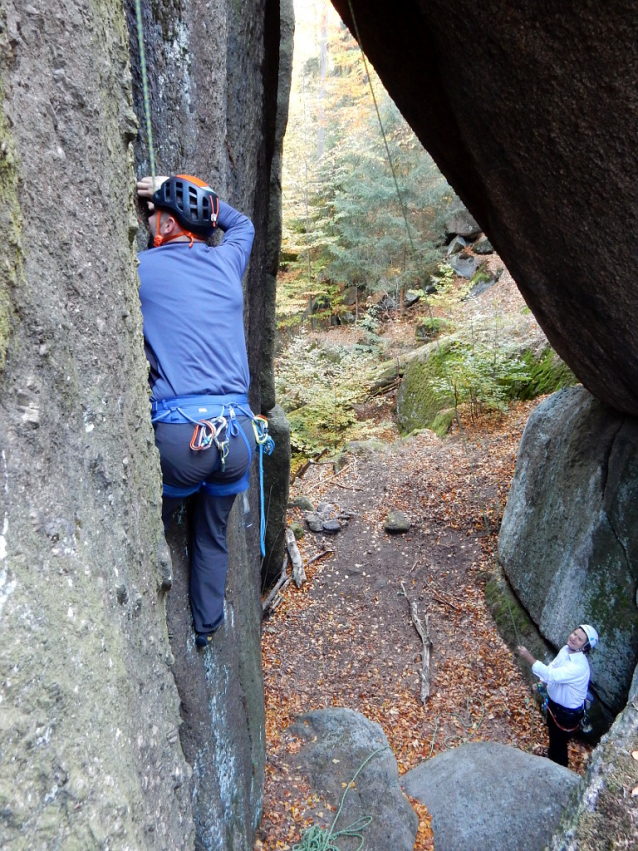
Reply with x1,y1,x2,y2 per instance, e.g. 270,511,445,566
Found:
275,328,381,456
415,316,453,341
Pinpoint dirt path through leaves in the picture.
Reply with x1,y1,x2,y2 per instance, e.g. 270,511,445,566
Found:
256,402,590,850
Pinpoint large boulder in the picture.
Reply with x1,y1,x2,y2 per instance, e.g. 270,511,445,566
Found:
1,0,292,848
331,0,638,417
444,205,482,240
402,742,579,851
498,386,638,713
288,709,418,851
396,339,453,434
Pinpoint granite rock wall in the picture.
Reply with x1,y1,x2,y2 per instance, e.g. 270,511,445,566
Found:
0,0,292,848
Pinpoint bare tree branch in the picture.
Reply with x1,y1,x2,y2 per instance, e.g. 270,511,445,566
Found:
400,581,432,704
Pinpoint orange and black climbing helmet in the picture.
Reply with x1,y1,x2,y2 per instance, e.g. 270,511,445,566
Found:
152,174,220,235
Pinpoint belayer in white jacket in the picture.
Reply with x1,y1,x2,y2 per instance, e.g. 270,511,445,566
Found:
518,624,598,766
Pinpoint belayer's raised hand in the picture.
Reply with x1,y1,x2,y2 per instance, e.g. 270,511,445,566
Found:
517,645,536,665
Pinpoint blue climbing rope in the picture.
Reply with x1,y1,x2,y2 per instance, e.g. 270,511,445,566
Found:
253,415,275,556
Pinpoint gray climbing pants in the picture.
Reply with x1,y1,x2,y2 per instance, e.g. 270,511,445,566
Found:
154,416,255,634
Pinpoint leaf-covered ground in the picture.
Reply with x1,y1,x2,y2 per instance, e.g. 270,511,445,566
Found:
255,401,592,850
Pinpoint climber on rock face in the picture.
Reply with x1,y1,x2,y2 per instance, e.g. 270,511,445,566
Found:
136,174,257,648
517,624,598,767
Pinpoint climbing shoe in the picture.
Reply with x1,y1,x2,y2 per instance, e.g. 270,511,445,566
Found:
195,632,215,648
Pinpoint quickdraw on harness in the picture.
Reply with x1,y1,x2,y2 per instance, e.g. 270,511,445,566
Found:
151,395,275,556
190,417,230,468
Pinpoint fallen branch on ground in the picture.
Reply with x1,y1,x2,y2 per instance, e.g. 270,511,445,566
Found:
333,481,364,492
285,529,306,587
262,554,290,614
305,462,355,494
306,550,334,567
400,580,432,704
367,378,402,398
267,579,292,613
431,591,460,612
290,448,328,484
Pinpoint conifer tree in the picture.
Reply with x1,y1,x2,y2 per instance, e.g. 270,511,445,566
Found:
281,1,455,322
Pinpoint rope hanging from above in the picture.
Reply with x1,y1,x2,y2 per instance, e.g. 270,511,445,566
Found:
344,0,497,555
133,0,157,187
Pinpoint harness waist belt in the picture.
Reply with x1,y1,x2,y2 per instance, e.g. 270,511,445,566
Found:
548,698,584,716
151,393,249,424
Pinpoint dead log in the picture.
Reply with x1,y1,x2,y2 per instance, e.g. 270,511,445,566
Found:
285,528,306,588
400,581,432,704
291,448,328,484
262,554,289,614
265,578,292,614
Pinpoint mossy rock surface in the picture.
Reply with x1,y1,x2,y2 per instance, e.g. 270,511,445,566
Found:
427,408,456,437
517,348,577,399
415,316,453,341
396,339,456,434
397,337,576,435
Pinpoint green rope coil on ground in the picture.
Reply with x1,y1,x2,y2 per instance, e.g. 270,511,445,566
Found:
291,747,387,851
134,0,157,185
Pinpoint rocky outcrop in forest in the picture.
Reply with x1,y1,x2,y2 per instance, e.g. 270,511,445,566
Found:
499,387,638,715
328,1,638,843
331,0,638,418
0,0,291,849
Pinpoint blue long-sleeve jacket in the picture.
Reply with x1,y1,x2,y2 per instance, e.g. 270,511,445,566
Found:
138,201,255,401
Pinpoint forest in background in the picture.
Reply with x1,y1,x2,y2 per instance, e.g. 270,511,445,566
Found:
279,0,456,329
276,0,574,467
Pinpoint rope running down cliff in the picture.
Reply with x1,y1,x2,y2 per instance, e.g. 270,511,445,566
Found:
134,0,157,187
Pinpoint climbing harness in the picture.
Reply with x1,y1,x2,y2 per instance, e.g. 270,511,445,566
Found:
291,747,387,851
547,702,583,734
536,680,593,733
151,395,275,556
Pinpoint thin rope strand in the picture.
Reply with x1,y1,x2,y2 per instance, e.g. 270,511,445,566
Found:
134,0,157,187
346,0,500,566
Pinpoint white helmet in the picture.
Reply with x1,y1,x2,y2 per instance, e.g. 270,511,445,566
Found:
579,624,599,649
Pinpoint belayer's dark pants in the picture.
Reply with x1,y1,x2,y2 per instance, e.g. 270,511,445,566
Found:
154,416,255,635
547,698,583,767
